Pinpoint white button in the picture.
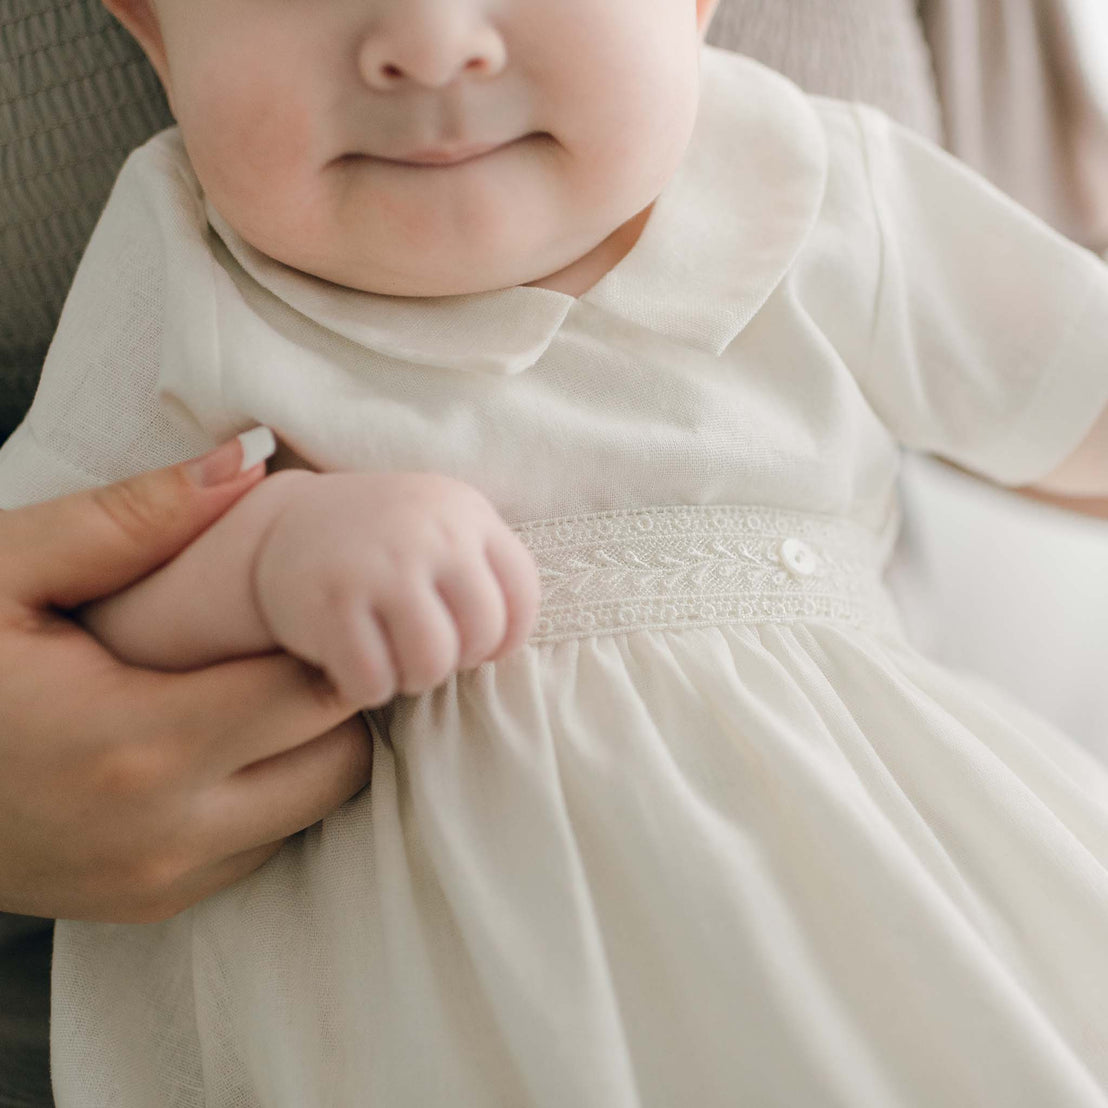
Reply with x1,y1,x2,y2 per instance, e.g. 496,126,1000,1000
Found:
780,538,819,577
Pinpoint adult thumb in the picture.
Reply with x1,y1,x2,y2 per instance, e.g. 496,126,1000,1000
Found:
0,427,276,612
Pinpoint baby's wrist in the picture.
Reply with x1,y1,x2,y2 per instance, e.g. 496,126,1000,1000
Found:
247,468,319,599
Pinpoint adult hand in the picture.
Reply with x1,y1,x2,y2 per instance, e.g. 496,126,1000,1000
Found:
0,436,372,923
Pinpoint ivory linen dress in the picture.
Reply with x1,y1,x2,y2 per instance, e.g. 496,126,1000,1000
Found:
4,47,1108,1107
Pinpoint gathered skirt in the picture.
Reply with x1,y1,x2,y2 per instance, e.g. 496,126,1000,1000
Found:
51,507,1108,1107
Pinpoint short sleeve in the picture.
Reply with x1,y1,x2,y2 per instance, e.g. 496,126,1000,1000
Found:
853,103,1108,487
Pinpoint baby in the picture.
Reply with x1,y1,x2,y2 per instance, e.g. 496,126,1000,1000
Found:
6,0,1108,1104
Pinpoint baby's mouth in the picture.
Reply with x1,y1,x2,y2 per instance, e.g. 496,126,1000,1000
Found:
337,132,544,169
386,141,503,166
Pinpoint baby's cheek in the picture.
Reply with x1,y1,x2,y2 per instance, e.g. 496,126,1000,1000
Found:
203,101,311,185
180,51,317,195
185,102,325,249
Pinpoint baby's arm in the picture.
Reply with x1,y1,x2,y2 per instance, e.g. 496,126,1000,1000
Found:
1023,412,1108,507
82,468,541,705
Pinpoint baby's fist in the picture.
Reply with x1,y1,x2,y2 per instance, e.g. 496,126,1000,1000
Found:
252,471,540,706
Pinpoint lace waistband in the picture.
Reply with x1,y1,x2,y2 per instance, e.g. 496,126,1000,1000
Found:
514,505,901,644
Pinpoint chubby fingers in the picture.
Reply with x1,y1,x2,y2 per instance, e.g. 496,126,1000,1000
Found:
374,532,540,697
435,559,507,671
486,530,542,660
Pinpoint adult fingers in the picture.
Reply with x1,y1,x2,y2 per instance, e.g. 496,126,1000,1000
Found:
138,713,377,920
0,428,275,613
108,841,288,925
112,651,366,778
0,642,370,920
175,841,288,917
0,607,358,780
202,715,373,857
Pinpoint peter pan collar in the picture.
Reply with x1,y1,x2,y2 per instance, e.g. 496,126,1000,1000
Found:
207,47,828,375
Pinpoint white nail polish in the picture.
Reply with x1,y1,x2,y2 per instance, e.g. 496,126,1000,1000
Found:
237,426,278,472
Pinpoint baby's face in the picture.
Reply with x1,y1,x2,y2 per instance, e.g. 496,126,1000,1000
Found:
109,0,719,297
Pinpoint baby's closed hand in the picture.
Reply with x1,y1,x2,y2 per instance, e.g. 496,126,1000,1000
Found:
253,471,541,706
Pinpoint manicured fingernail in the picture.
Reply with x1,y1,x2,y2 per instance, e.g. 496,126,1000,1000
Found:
185,427,277,487
237,426,277,471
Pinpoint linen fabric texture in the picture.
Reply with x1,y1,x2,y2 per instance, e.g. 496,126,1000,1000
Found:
4,49,1108,1106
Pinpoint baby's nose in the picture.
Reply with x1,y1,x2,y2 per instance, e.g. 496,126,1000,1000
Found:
356,10,507,91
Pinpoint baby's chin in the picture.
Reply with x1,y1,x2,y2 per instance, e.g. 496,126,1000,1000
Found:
313,264,526,299
280,241,582,300
221,174,624,299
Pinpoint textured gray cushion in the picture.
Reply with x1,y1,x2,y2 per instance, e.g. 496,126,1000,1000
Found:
0,0,172,445
705,0,940,140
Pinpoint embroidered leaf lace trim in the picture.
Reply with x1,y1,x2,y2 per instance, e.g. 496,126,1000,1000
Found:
514,505,900,643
